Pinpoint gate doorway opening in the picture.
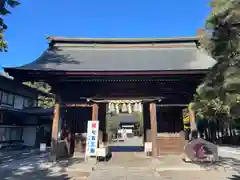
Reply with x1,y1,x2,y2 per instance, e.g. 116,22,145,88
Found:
60,102,146,155
61,106,92,156
107,110,144,152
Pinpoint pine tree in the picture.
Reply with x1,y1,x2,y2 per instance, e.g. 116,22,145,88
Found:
23,81,55,109
192,0,240,120
0,0,20,51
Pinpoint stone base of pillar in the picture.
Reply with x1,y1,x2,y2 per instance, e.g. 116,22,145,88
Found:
183,154,192,162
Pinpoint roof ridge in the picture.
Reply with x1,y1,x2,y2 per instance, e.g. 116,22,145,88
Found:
54,43,197,49
46,36,200,44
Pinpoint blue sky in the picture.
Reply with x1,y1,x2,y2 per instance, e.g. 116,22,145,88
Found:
1,0,210,68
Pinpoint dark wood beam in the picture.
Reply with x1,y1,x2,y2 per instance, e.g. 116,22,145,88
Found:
64,104,93,107
92,103,98,120
58,81,197,98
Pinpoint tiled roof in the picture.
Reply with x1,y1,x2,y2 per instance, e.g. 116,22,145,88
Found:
4,36,216,72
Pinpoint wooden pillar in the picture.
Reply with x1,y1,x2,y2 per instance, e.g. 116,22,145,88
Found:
98,103,107,143
143,103,150,142
150,102,157,157
92,103,99,120
50,98,61,161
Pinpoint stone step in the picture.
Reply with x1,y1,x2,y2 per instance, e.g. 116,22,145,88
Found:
158,142,182,147
158,148,182,153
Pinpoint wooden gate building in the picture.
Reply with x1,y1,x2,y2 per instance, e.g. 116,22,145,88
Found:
4,35,216,158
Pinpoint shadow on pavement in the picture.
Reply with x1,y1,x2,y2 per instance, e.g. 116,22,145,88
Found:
0,149,42,165
188,156,240,180
229,175,240,180
55,157,85,172
1,168,71,180
0,154,91,179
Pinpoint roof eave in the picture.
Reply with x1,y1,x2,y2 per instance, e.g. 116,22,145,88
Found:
4,68,209,77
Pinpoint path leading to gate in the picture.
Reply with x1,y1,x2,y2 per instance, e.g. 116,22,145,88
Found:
109,136,143,147
0,147,240,179
91,152,162,180
88,168,237,180
89,152,238,180
95,152,209,170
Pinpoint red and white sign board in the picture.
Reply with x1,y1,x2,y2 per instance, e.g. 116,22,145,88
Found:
85,120,99,157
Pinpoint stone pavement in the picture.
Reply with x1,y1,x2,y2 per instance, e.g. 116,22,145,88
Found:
0,168,92,180
0,152,91,180
0,148,42,165
89,167,160,180
89,152,238,180
89,168,239,180
219,146,240,154
0,149,240,179
158,170,239,180
109,136,143,146
0,166,237,180
98,152,206,170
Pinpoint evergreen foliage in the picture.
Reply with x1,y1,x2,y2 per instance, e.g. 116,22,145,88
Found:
23,81,55,109
192,0,240,120
0,0,20,51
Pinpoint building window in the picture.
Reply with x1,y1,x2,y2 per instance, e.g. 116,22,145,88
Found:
0,91,2,101
14,95,24,109
23,98,29,108
10,127,22,141
24,98,34,108
1,92,8,104
7,93,14,105
1,92,14,105
0,127,23,142
34,100,38,107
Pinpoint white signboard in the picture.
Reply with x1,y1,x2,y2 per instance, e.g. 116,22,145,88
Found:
40,143,46,152
85,120,99,157
144,142,152,152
